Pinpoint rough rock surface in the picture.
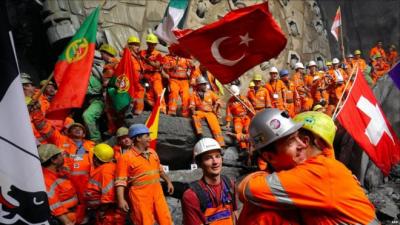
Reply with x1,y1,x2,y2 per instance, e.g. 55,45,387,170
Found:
123,111,235,170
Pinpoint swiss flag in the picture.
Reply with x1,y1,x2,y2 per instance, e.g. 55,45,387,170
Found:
336,68,400,175
177,2,287,84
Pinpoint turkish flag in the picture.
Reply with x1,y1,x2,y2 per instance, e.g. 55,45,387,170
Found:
177,2,287,84
336,68,400,175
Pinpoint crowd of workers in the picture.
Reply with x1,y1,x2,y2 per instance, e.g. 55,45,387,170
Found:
21,34,398,225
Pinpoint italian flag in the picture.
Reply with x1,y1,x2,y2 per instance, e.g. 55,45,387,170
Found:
146,89,166,150
155,0,189,44
48,7,99,115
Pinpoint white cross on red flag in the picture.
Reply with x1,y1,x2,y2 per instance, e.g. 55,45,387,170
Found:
336,69,400,175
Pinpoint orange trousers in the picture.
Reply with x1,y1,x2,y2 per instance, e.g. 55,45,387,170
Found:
301,97,314,111
95,208,126,225
192,111,225,146
144,72,166,113
168,78,190,117
285,103,296,118
232,116,251,150
133,84,145,115
128,184,172,225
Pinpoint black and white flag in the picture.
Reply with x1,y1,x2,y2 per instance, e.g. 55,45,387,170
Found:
0,3,50,225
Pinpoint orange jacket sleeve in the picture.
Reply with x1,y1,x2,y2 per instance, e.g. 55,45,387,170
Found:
115,154,128,187
30,109,67,147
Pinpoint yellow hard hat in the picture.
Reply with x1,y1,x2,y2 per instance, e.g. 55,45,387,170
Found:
93,143,114,163
146,33,159,44
40,80,54,87
25,96,32,105
127,36,140,44
293,111,336,148
249,81,255,87
354,50,361,55
312,104,324,111
374,53,382,59
253,74,262,81
325,61,332,66
99,44,117,57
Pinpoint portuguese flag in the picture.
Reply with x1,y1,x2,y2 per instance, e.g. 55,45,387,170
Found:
48,7,99,115
107,47,136,112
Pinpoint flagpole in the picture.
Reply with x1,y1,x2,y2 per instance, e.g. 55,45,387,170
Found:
222,85,256,116
339,6,346,61
331,65,358,120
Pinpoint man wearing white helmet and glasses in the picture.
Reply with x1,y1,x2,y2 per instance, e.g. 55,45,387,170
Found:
182,138,237,225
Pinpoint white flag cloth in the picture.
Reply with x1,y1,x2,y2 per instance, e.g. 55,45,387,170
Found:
331,6,342,42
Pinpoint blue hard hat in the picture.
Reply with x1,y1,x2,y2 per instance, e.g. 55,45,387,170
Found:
279,69,289,77
128,124,150,138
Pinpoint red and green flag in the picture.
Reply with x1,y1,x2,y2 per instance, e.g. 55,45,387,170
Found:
108,47,137,112
48,7,99,116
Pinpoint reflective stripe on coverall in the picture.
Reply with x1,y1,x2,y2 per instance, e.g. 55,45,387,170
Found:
85,162,125,225
115,147,172,225
238,154,379,225
43,168,78,222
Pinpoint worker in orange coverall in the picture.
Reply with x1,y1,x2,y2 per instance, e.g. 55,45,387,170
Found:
85,143,125,225
247,74,271,112
265,67,286,110
225,85,254,151
116,124,174,225
190,76,225,147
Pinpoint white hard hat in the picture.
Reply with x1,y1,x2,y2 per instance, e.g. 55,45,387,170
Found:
230,85,240,96
309,60,317,67
295,62,304,70
193,138,221,160
269,66,279,73
332,58,340,64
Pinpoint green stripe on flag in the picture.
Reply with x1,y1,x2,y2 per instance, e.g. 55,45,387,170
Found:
58,7,99,61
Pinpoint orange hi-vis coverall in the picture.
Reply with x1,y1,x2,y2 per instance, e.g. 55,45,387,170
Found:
265,80,286,110
247,86,272,112
291,72,313,112
226,95,254,150
115,147,173,225
162,55,193,117
353,58,367,72
31,110,94,222
238,154,379,225
43,167,78,223
131,53,145,114
371,60,390,84
311,77,329,106
238,194,301,225
85,162,125,225
140,49,166,112
282,81,298,117
190,89,225,146
113,145,129,162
